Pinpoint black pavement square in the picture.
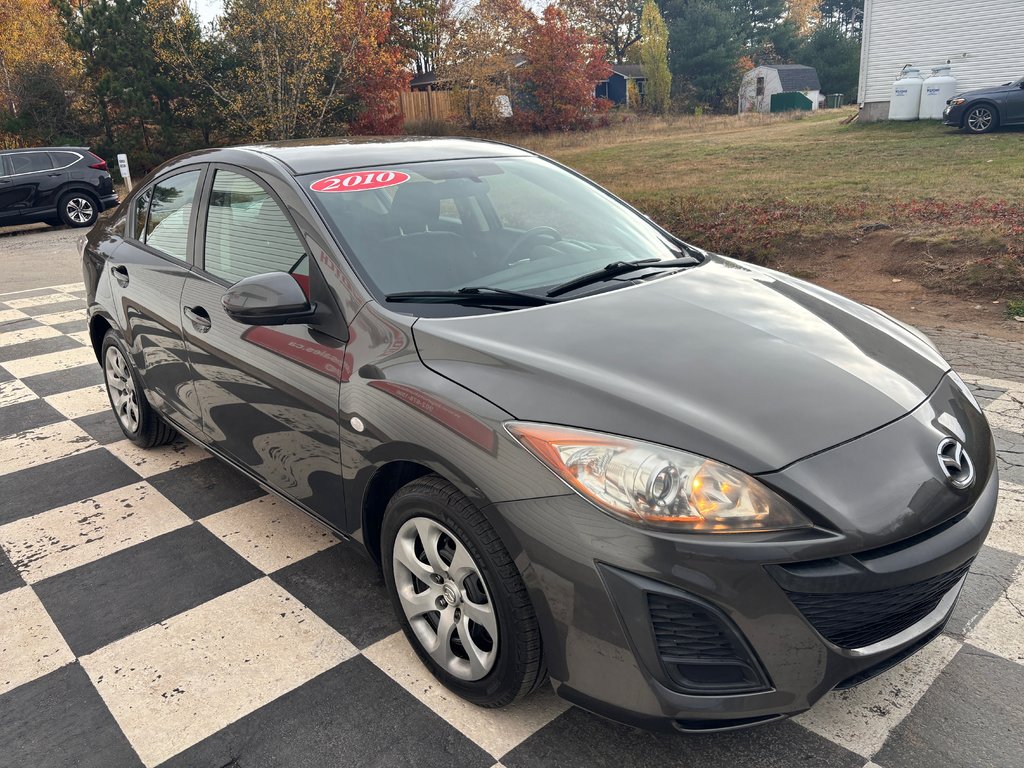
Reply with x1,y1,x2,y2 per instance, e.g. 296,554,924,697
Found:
0,317,41,332
946,545,1024,640
0,288,61,300
875,646,1024,768
0,334,83,363
22,363,102,397
35,523,263,657
0,398,64,437
503,707,865,768
271,542,398,649
158,655,493,768
147,457,265,520
53,319,88,334
0,545,24,595
0,365,11,382
0,448,141,526
74,410,127,445
0,662,144,768
19,299,86,317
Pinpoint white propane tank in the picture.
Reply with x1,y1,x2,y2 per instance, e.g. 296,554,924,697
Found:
919,65,958,119
888,67,924,120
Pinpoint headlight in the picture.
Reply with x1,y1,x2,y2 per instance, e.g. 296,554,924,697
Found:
506,423,812,533
949,98,966,106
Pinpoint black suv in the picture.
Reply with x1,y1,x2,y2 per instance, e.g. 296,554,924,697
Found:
0,147,118,228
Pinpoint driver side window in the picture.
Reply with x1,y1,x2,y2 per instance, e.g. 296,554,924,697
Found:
203,170,309,289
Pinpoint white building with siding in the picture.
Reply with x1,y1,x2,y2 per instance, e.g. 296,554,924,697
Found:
858,0,1024,120
738,64,821,113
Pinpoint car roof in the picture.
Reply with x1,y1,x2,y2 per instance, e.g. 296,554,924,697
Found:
233,137,533,176
2,146,89,153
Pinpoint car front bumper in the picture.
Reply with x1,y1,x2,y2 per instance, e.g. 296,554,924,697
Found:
942,104,966,126
489,377,997,732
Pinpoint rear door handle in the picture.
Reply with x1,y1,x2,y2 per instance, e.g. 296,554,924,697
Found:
110,264,129,287
184,305,212,333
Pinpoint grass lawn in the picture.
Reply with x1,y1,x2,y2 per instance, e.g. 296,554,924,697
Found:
508,110,1024,303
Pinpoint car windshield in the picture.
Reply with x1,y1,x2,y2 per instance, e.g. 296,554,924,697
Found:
300,156,698,308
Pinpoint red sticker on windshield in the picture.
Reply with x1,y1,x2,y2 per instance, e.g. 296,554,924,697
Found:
310,170,409,193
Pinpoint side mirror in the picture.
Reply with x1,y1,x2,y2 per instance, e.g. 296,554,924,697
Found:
222,271,318,326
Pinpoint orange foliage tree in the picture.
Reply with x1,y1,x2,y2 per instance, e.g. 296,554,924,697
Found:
336,0,410,134
513,5,610,132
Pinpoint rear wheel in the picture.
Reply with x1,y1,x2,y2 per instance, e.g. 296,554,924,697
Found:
382,475,545,707
58,191,98,227
101,330,176,448
964,104,998,134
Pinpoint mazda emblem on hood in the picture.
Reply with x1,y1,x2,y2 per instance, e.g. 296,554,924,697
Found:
937,437,975,489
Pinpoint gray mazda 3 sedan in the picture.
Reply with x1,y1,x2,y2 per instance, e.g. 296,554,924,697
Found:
82,138,997,732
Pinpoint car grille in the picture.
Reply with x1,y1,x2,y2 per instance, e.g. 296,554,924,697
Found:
785,559,972,649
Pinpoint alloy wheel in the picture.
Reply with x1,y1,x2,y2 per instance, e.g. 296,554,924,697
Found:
392,516,498,681
105,345,140,433
967,107,994,132
66,197,94,225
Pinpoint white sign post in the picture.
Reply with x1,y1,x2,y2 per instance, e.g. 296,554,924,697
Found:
116,153,133,191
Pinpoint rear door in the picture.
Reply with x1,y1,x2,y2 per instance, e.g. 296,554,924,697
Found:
181,165,347,526
108,166,206,437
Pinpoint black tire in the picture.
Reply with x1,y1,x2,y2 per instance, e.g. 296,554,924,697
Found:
57,191,99,227
963,103,998,134
100,330,177,448
381,475,546,707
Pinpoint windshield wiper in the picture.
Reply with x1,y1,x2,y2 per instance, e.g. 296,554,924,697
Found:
385,286,557,306
545,256,699,298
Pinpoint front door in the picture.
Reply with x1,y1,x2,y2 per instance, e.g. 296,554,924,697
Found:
1004,82,1024,122
0,151,57,222
181,166,347,527
108,166,206,437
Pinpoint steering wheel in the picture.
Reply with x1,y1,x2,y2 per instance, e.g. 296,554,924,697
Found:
506,226,561,264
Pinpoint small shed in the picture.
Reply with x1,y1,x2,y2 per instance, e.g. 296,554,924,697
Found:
739,64,821,114
595,64,648,107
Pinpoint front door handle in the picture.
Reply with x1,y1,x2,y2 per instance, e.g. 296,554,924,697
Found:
110,264,129,287
184,305,212,333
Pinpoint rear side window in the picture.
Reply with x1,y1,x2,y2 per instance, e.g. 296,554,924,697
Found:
49,151,80,169
144,170,201,261
8,152,53,174
203,170,308,285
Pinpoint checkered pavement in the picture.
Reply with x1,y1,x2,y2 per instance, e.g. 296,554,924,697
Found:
1,284,1022,768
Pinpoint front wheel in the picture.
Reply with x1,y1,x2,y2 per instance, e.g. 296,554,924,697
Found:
964,104,998,134
382,475,546,707
101,330,177,448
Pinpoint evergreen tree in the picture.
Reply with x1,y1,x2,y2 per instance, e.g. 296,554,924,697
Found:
638,0,671,113
665,0,742,110
797,23,860,101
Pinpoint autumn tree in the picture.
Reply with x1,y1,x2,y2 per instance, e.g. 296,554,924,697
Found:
513,5,609,131
559,0,642,63
335,0,410,134
438,0,535,129
786,0,820,35
638,0,670,113
0,0,81,145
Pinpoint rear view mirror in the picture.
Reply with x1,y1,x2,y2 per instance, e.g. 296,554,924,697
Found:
222,271,317,326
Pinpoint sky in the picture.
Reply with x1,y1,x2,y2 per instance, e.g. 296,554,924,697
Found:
193,0,222,25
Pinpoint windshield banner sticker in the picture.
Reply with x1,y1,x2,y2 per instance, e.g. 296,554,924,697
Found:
310,170,410,193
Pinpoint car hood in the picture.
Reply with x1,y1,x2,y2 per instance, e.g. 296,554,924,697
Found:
411,256,950,474
953,83,1018,100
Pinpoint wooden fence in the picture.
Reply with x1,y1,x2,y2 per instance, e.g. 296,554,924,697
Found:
394,90,454,123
